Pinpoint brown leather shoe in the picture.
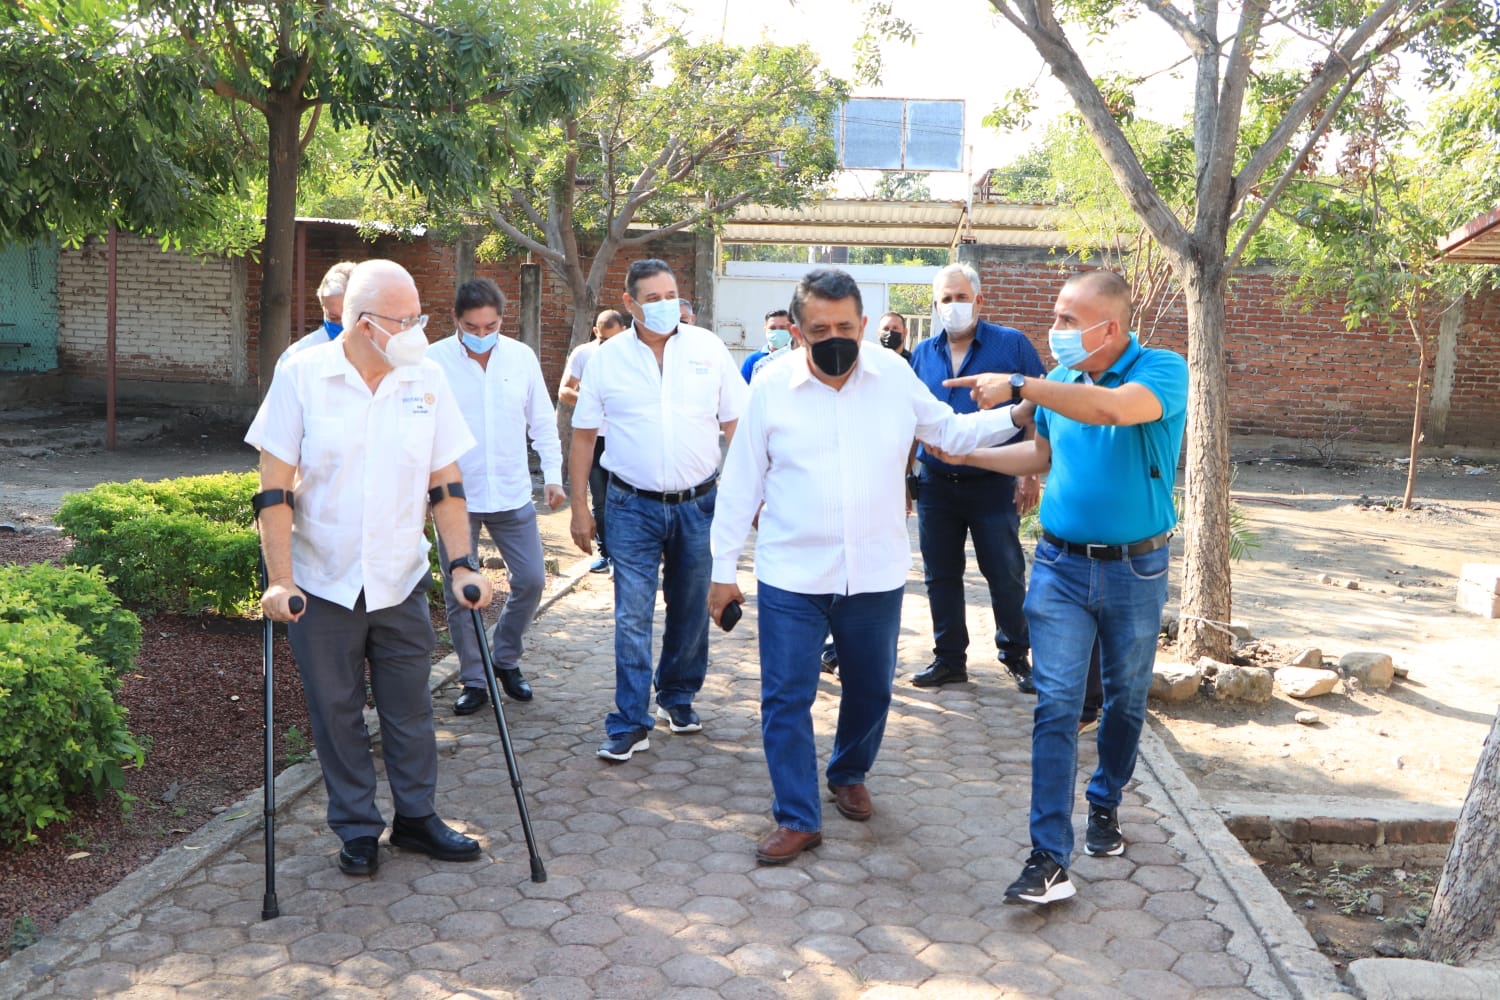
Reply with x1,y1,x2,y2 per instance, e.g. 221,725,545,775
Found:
755,826,822,865
828,782,873,822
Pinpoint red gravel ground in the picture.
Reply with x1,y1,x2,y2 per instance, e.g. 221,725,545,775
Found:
0,531,469,962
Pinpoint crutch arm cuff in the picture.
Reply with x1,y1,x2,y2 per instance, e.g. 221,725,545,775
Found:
427,482,467,505
251,489,295,518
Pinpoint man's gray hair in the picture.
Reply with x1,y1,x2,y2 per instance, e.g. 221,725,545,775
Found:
932,262,981,298
317,261,357,302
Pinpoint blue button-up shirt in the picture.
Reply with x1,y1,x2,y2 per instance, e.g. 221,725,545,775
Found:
910,319,1046,476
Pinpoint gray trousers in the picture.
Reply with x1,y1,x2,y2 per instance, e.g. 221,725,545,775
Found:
437,504,546,686
286,583,438,841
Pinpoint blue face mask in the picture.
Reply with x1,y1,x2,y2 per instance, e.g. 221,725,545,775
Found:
1047,319,1109,369
637,297,680,335
766,327,791,351
323,319,342,339
459,329,499,354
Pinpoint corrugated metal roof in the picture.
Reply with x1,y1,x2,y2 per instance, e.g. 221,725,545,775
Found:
718,198,1066,248
1438,205,1500,264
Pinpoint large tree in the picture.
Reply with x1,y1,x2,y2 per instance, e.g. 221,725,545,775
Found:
136,0,607,388
978,0,1496,660
387,24,848,351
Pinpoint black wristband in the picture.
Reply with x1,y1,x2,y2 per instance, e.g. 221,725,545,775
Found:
251,489,295,518
427,482,467,506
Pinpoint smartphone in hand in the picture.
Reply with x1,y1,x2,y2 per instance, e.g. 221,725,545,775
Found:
719,601,743,632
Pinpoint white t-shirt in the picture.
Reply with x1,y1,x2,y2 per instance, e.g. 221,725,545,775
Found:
565,338,605,437
245,342,475,612
712,343,1018,595
426,334,562,513
573,324,748,492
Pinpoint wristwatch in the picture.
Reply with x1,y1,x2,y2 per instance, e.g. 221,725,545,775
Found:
1009,373,1026,404
447,554,480,575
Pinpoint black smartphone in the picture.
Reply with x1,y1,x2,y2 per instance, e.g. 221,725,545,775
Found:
719,601,743,632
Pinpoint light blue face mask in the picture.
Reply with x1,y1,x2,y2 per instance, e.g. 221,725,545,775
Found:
1047,319,1109,368
637,297,680,334
460,329,499,354
323,319,343,339
766,327,791,351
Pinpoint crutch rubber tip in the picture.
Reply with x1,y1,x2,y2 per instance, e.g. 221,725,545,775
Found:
261,896,279,921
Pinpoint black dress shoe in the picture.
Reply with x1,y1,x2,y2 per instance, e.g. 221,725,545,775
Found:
338,836,380,875
390,814,482,861
454,685,488,715
1001,651,1037,694
912,659,968,687
498,668,533,702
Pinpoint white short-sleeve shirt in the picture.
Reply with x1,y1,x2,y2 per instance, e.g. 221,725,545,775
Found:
564,338,606,437
245,340,476,612
573,323,747,492
426,334,562,513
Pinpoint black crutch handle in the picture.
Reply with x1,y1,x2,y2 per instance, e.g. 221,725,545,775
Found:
462,583,547,883
288,596,304,614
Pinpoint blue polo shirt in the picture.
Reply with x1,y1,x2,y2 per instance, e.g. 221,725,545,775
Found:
911,320,1046,476
1035,335,1188,545
740,350,767,383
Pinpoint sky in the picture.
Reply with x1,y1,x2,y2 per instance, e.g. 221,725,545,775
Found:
648,0,1202,200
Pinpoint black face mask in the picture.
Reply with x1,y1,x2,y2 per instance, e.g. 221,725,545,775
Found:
809,336,860,377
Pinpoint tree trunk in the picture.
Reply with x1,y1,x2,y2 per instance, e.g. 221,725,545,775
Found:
555,261,597,487
1402,313,1429,510
1421,710,1500,964
1176,259,1234,662
257,93,302,393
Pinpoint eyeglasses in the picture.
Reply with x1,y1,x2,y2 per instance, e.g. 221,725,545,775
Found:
360,312,429,333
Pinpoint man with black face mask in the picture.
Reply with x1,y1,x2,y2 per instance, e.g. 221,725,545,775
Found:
708,268,1021,865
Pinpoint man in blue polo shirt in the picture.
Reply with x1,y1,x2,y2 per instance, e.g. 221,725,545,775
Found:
908,263,1046,692
941,269,1188,906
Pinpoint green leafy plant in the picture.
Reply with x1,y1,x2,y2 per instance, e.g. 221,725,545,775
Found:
282,726,310,767
55,473,261,614
8,914,39,952
0,562,141,688
0,617,146,843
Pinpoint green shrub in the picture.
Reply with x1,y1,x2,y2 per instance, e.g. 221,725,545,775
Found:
0,617,146,843
0,564,141,690
55,473,260,614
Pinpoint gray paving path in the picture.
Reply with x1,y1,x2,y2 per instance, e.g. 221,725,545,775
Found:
3,544,1346,999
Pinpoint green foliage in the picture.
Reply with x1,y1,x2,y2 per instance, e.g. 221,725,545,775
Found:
9,914,40,952
0,616,146,844
55,473,261,614
0,564,142,689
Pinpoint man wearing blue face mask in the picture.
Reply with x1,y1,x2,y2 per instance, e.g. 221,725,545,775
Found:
909,263,1046,694
427,278,565,715
940,269,1188,906
569,258,749,762
277,261,358,371
741,309,793,382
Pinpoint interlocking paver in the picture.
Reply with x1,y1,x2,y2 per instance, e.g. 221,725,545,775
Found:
1,556,1315,999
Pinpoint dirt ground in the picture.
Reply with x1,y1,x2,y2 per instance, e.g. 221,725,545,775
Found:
3,415,1498,813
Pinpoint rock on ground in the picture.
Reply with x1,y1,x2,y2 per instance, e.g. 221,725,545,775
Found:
1150,661,1202,702
1275,665,1340,699
1214,664,1274,703
1341,651,1397,690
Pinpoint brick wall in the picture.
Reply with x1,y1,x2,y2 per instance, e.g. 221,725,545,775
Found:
59,234,247,387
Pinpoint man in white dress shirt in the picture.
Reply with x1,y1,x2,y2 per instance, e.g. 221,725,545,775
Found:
569,258,748,762
427,278,565,714
248,259,493,876
559,308,630,574
277,261,357,371
708,268,1020,865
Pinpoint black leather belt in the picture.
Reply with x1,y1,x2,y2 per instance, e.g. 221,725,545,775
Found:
1042,529,1171,561
928,469,1000,483
610,474,717,504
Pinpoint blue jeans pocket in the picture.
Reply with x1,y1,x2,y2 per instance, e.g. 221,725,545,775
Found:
1033,538,1064,567
1126,545,1170,581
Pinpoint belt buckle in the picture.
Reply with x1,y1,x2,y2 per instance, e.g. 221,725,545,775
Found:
1085,542,1112,560
661,488,687,503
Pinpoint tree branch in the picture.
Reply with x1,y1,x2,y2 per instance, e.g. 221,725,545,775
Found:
618,189,760,246
481,195,563,264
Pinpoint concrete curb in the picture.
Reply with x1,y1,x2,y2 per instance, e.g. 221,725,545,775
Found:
1139,721,1354,999
0,554,595,996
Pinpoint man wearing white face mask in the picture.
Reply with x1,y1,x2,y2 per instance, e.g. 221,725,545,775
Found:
940,269,1188,906
247,259,493,876
908,262,1046,694
569,258,748,762
427,278,565,715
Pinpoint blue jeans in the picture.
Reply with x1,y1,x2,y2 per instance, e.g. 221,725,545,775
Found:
757,582,904,833
916,470,1029,666
604,480,714,739
1024,538,1170,867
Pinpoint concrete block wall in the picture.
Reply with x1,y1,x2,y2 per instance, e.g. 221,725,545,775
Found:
58,234,249,391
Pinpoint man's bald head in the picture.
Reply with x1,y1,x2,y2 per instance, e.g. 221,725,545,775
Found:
1062,270,1132,330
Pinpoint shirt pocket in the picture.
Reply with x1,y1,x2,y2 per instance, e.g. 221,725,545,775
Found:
676,366,721,420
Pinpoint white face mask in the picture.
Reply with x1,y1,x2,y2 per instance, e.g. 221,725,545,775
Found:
367,317,429,367
933,301,974,335
637,297,680,335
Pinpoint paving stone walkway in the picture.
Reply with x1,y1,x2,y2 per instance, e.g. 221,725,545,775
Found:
4,545,1336,999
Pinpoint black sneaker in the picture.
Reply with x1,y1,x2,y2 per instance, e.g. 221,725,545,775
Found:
655,704,702,733
1085,803,1124,857
1004,851,1076,905
1000,650,1036,694
597,727,651,761
820,638,839,675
